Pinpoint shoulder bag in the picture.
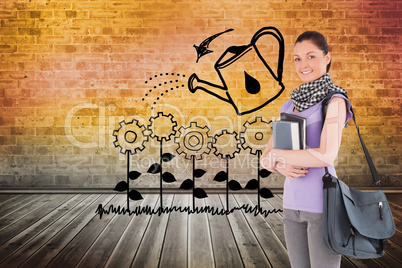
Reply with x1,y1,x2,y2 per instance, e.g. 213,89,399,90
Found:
321,92,395,258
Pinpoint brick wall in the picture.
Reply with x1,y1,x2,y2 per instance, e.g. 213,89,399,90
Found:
0,0,400,189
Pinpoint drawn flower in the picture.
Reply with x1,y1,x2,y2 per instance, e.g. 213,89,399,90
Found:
240,117,271,155
148,112,178,209
113,119,148,155
148,112,177,142
175,122,211,160
112,118,149,206
175,122,211,205
240,116,274,205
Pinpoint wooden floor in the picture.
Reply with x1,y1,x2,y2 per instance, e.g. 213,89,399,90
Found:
0,193,401,268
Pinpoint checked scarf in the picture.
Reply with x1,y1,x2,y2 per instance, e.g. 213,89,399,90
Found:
291,73,347,112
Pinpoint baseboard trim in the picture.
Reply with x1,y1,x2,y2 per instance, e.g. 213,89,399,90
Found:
1,187,402,194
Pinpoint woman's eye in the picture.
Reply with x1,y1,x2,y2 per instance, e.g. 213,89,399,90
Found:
308,56,315,59
294,58,300,62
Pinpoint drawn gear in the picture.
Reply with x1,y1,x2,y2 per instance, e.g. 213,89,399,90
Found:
175,122,211,160
241,117,272,155
212,130,241,159
148,112,177,142
113,119,148,155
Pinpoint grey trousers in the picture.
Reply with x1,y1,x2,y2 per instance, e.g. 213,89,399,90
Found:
283,209,341,268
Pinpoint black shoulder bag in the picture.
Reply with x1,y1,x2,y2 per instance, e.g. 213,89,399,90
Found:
321,92,395,258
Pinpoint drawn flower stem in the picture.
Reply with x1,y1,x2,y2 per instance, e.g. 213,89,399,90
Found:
192,155,195,210
226,157,229,211
126,152,130,210
257,150,261,210
160,140,163,208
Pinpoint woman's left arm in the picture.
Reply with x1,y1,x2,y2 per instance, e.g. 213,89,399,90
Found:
262,97,347,168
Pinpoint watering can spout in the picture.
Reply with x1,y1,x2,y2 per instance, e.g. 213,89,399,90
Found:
188,73,200,93
188,73,229,103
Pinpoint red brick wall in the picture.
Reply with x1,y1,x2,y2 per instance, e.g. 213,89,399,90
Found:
0,0,400,189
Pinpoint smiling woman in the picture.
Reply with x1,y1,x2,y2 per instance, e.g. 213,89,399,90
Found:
261,31,354,268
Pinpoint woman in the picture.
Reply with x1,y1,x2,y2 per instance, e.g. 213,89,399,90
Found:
261,31,353,268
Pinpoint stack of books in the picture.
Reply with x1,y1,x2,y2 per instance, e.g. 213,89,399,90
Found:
272,113,306,150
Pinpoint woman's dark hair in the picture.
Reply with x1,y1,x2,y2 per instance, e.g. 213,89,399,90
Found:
295,31,331,72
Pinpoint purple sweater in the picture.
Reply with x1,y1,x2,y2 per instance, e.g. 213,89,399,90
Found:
280,94,353,213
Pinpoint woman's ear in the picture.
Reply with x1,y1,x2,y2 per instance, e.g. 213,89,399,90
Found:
325,51,331,66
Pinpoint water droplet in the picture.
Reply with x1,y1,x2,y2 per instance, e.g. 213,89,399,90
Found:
244,71,260,94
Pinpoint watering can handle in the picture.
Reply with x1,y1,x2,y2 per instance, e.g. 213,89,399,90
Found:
251,26,284,45
250,26,285,82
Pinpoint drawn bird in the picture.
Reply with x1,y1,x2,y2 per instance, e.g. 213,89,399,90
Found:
194,28,234,63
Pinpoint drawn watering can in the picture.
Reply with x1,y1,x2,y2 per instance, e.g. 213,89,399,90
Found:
188,27,285,116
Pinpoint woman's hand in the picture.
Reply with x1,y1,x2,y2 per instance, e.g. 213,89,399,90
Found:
274,163,309,180
261,141,309,179
261,145,276,171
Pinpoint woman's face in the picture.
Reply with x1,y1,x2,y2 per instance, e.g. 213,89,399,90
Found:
293,40,331,83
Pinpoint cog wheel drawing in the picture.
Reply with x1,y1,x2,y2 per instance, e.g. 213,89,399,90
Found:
240,117,272,155
212,130,241,159
113,119,148,155
174,122,211,160
148,112,178,142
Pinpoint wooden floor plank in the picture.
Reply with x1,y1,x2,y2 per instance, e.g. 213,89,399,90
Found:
348,258,386,268
266,194,284,215
339,258,359,268
0,194,60,233
391,229,402,247
223,194,271,268
159,194,189,268
130,194,174,268
104,194,159,268
247,194,286,246
188,198,215,268
75,195,137,268
0,194,45,220
15,194,110,268
373,249,402,268
0,194,76,245
382,239,402,264
234,194,291,268
0,193,400,267
0,194,89,264
46,194,125,268
205,194,244,268
387,193,402,207
0,194,12,203
390,208,401,228
0,194,24,206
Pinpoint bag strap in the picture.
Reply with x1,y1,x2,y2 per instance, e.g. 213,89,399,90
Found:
321,91,381,186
